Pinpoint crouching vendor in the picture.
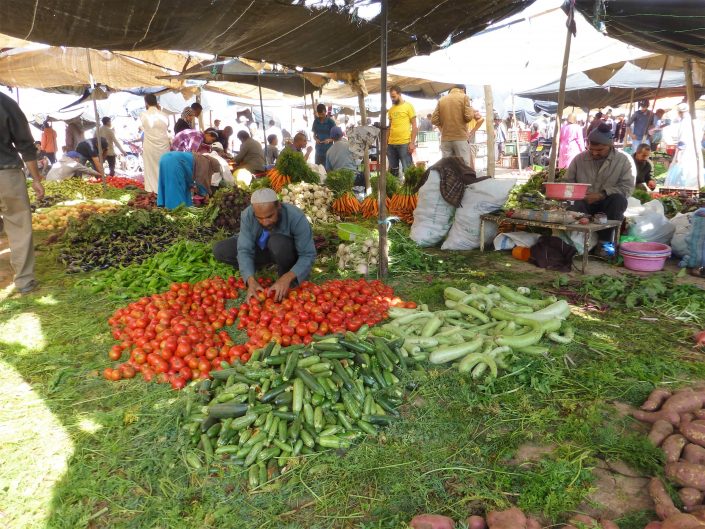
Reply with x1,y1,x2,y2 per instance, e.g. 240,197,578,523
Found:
213,188,316,301
565,122,636,225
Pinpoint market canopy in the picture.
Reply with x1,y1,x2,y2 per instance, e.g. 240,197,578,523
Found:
161,58,327,97
0,47,191,90
575,0,705,60
323,70,457,100
0,0,533,72
517,72,616,109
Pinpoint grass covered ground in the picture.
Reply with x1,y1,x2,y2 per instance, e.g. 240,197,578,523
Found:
1,230,702,529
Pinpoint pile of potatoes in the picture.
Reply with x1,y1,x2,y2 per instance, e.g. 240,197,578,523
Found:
634,387,705,529
32,202,119,231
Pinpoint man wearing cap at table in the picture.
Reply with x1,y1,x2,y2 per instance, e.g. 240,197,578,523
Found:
213,188,316,302
565,122,636,227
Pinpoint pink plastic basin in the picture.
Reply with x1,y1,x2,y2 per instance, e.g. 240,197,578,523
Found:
544,182,591,200
620,242,671,255
620,242,671,272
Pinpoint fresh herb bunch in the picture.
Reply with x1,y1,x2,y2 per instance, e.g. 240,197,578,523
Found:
325,169,356,198
275,149,319,184
249,176,271,192
632,188,652,204
402,165,425,190
370,173,399,197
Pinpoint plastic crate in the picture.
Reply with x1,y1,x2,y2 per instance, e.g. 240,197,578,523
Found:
659,187,700,197
418,131,439,143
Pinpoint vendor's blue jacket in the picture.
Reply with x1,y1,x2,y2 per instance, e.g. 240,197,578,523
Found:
237,203,316,283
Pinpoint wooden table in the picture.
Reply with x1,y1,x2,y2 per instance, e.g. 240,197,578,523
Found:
479,213,622,273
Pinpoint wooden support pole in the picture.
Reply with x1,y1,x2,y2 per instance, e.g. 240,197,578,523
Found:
547,17,573,182
484,85,495,177
355,76,371,191
377,0,389,277
684,59,703,189
85,48,105,188
512,92,522,174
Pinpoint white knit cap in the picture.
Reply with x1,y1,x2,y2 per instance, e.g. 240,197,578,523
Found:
251,188,278,204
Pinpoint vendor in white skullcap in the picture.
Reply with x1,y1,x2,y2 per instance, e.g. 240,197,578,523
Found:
565,122,636,232
213,187,316,301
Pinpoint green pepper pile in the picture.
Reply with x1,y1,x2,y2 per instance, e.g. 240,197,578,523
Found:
181,330,409,487
84,241,234,298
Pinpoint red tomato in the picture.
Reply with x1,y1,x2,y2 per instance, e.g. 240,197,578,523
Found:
307,321,319,334
295,323,309,338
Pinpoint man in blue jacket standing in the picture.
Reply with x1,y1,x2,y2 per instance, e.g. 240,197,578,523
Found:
213,188,316,301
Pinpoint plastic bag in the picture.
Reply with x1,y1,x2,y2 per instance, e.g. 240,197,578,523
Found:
493,231,541,251
441,178,516,250
625,199,675,244
410,169,456,247
670,212,693,258
680,208,705,268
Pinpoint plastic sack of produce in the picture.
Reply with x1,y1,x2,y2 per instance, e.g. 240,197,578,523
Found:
493,231,541,251
626,199,675,244
670,212,694,258
410,169,455,247
441,178,516,250
680,208,705,269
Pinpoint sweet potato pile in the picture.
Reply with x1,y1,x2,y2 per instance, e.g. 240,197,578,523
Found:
634,387,705,529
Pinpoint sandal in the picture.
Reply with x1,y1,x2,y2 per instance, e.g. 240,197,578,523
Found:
689,267,705,278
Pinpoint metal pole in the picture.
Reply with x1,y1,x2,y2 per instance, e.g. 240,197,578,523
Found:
85,48,105,188
484,85,495,177
377,0,389,277
258,74,266,147
547,14,573,182
684,59,703,189
513,92,521,174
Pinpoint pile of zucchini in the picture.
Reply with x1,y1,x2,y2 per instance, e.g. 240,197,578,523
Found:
377,284,574,379
181,329,410,488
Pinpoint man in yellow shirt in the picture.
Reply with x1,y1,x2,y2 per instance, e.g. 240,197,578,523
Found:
386,85,417,178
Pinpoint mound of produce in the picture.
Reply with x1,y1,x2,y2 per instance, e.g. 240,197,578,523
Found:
280,182,337,223
127,192,157,210
360,174,398,219
89,176,144,189
32,201,120,231
380,284,572,378
57,207,205,272
181,331,409,483
272,149,319,188
103,278,406,386
85,241,235,298
29,178,104,202
203,187,251,231
336,238,379,275
388,166,423,224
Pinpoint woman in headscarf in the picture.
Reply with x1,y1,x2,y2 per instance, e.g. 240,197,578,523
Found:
157,151,220,209
558,113,585,169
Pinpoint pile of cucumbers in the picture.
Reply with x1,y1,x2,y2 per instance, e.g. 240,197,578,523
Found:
181,328,411,488
377,284,574,379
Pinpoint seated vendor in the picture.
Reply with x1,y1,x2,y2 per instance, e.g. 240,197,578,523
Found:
565,122,635,230
233,131,266,186
157,151,220,209
633,143,656,191
213,188,316,302
325,126,365,187
284,132,313,161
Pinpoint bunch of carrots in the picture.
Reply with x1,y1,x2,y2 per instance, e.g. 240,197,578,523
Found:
360,196,393,219
332,191,360,216
388,187,417,224
267,168,291,192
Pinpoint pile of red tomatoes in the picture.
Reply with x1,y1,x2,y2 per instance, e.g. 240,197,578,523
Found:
104,276,409,389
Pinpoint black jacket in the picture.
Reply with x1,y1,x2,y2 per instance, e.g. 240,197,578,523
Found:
0,93,37,169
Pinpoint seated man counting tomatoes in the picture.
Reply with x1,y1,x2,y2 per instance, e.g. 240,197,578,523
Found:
213,188,316,302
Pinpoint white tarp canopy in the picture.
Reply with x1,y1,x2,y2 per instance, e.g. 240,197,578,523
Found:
386,0,652,92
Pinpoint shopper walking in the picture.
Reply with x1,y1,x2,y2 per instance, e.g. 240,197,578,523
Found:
140,94,171,193
558,113,585,169
432,84,473,165
40,121,58,164
387,85,417,177
99,117,126,176
0,92,44,294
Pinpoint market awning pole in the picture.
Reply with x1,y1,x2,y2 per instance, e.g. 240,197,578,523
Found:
643,57,668,145
547,7,574,182
484,85,495,177
85,48,105,189
513,92,521,174
684,59,703,189
377,0,389,278
356,75,371,192
257,74,266,146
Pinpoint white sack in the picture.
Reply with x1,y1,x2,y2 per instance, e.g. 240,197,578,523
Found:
410,169,456,247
